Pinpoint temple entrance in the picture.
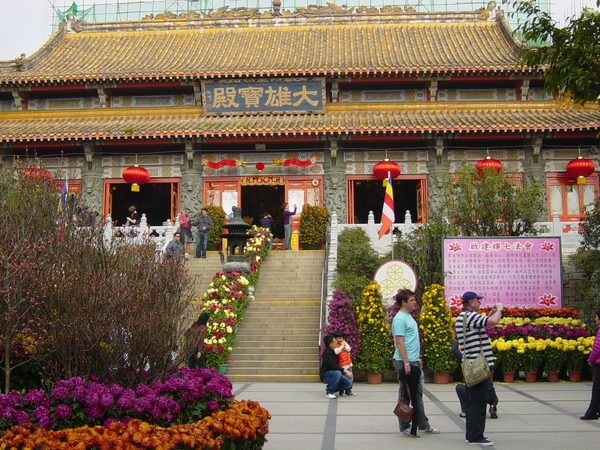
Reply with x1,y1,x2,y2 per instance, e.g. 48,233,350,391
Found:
241,185,285,238
107,181,178,226
349,178,424,224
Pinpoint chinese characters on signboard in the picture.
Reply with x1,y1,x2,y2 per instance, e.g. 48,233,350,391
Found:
202,78,325,115
443,237,562,309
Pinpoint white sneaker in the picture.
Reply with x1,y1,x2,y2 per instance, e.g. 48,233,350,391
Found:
184,253,189,259
325,393,337,399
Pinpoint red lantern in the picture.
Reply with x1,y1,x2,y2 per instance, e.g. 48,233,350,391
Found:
566,156,595,185
373,159,401,180
256,162,265,172
122,165,150,192
475,156,503,177
24,167,53,181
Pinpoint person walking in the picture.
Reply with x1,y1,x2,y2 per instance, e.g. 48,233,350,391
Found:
581,309,600,420
259,211,275,250
165,232,183,262
319,334,353,399
194,207,212,258
392,289,440,437
178,208,193,259
282,202,297,250
186,313,210,369
454,291,503,447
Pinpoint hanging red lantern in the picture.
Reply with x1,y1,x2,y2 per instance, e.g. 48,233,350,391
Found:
373,159,401,180
122,165,150,192
24,167,53,181
475,156,503,177
255,162,265,172
566,156,595,185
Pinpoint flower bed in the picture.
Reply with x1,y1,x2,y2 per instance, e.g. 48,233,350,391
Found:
0,399,270,450
0,368,270,449
199,228,270,369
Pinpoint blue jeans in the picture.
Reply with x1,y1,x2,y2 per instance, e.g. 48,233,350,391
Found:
284,223,292,250
323,370,352,394
196,232,208,257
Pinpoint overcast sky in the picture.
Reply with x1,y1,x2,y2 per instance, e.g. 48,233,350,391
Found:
0,0,598,61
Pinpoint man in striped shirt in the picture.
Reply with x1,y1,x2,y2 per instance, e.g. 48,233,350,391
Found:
454,291,503,447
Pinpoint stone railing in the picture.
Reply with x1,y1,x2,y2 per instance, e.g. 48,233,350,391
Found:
102,213,179,257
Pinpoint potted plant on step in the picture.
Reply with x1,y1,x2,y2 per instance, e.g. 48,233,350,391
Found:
355,282,392,383
299,204,328,249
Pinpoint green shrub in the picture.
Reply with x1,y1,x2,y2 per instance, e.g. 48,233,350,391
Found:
204,204,227,245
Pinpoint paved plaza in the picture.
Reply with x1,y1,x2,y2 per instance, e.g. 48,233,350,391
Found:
233,380,600,450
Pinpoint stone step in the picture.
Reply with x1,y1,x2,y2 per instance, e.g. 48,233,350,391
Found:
225,366,319,375
233,336,318,346
229,351,317,360
228,360,319,369
238,321,319,329
226,374,320,382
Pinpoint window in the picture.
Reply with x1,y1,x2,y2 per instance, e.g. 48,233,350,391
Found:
547,174,598,221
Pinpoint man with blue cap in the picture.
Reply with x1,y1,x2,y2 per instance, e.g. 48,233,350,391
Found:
454,291,504,447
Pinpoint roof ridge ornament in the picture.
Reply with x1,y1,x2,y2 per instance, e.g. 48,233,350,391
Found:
65,13,82,34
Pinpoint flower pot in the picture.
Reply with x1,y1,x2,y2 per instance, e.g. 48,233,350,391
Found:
525,372,537,383
568,370,581,382
433,372,451,384
218,364,228,374
502,371,515,383
366,372,383,384
547,372,560,382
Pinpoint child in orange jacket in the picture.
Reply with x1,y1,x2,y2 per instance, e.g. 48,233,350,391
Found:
334,330,355,396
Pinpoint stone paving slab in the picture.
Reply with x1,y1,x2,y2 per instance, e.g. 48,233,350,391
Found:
233,380,600,450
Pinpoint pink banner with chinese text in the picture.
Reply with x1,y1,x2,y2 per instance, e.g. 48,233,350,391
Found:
443,237,562,309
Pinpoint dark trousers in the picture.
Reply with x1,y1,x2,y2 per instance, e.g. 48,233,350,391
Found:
465,379,488,442
583,364,600,418
456,378,497,413
400,364,421,436
188,353,206,369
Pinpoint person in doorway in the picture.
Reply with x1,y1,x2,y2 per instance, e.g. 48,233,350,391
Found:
333,330,355,396
259,211,275,250
581,309,600,420
319,333,353,399
165,232,183,262
392,289,440,438
178,208,193,259
125,205,139,226
452,339,499,419
282,203,297,250
194,207,212,258
454,291,503,447
186,312,210,369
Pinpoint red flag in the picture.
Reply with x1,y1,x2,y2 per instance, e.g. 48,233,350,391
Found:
378,171,395,239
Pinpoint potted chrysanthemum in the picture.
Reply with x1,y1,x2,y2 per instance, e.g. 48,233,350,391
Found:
420,284,457,383
354,282,392,383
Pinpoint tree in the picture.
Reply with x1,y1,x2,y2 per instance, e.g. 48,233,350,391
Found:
510,0,600,105
569,195,600,331
0,169,59,393
437,163,545,237
0,168,196,391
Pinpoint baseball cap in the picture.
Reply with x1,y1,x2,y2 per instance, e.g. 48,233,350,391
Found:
462,291,484,303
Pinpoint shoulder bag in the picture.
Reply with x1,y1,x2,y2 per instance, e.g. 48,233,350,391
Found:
461,312,491,387
393,377,413,423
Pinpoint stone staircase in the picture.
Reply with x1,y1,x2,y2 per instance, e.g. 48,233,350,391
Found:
186,252,224,304
228,250,324,382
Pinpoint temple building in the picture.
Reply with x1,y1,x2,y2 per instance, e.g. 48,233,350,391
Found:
0,2,598,241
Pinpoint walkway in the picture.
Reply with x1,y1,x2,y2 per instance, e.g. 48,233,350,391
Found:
232,380,600,450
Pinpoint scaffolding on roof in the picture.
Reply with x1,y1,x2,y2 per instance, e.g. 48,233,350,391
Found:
49,0,550,30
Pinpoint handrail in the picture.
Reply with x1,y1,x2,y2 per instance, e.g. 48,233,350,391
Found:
318,226,330,347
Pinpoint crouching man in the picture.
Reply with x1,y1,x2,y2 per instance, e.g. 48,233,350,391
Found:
320,334,353,399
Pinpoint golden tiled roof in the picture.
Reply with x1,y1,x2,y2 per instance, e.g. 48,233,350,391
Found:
0,9,526,84
0,103,598,142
